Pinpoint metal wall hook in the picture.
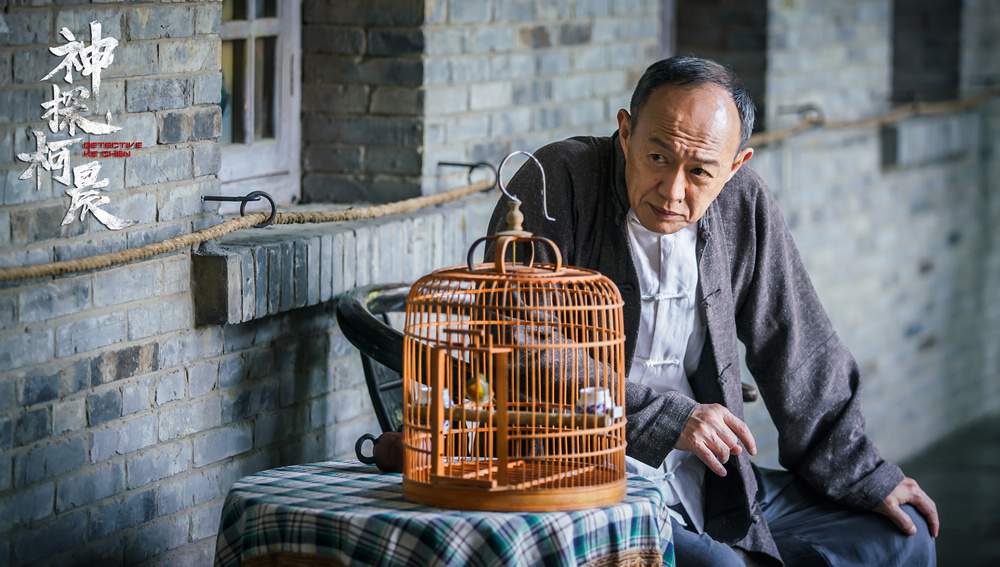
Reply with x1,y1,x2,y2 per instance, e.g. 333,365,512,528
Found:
202,190,276,228
437,161,498,189
497,150,555,221
776,103,825,124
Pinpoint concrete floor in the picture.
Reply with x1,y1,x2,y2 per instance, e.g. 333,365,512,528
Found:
901,412,1000,566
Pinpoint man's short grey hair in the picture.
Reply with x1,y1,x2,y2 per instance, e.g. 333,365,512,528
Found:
629,56,756,148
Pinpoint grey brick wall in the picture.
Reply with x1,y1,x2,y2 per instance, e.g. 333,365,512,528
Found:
766,0,892,129
299,0,425,203
300,0,660,201
961,0,1000,435
422,0,661,194
0,1,246,564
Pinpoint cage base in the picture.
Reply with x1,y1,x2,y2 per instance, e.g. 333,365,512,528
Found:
403,460,626,512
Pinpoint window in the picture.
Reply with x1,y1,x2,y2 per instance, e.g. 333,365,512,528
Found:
891,0,961,103
673,0,767,132
220,0,301,206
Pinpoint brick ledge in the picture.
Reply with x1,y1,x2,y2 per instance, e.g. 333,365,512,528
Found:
192,195,494,325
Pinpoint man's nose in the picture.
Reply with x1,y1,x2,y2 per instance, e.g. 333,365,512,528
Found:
657,166,686,203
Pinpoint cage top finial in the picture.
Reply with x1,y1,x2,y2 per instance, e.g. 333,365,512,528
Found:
497,151,555,224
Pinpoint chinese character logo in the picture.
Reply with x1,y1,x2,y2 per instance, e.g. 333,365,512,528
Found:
15,20,135,232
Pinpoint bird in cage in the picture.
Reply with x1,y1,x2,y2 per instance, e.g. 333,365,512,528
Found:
466,372,492,405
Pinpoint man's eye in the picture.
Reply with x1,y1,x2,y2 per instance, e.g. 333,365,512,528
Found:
691,167,711,177
649,154,665,163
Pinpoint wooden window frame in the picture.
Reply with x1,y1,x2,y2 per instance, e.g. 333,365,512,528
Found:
220,0,301,207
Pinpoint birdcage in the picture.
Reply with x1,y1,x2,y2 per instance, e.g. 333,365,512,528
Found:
401,152,627,512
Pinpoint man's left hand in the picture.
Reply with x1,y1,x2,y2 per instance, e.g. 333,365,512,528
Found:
874,476,940,538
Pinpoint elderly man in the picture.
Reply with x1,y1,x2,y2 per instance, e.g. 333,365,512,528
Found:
487,57,938,566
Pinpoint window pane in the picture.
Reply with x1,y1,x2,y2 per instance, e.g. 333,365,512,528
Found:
254,0,277,18
222,40,246,144
254,36,277,140
223,0,247,21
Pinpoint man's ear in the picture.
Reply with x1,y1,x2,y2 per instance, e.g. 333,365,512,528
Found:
726,147,754,182
616,109,632,155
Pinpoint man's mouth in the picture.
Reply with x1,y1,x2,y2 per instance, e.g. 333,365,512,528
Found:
648,204,684,219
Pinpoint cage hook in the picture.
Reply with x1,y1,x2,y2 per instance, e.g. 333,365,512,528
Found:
497,150,555,222
202,190,276,228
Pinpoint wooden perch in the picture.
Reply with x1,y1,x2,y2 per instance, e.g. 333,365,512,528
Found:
419,402,619,430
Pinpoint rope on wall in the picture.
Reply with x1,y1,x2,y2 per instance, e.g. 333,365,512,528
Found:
0,180,493,282
1,88,998,283
747,88,1000,146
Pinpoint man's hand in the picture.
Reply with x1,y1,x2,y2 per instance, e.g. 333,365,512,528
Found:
874,477,940,538
674,403,757,476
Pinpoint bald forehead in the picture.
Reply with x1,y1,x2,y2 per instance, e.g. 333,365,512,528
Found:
636,83,743,151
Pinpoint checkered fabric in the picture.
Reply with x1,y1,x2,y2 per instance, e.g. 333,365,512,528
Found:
214,461,674,567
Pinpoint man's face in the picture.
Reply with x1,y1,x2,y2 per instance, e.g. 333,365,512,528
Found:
617,84,753,234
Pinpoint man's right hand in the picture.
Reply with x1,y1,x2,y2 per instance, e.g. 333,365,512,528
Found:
674,403,758,476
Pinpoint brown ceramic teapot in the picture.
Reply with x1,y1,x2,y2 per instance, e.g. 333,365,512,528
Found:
354,432,404,473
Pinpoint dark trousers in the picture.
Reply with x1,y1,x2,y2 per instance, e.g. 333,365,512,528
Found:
668,467,936,566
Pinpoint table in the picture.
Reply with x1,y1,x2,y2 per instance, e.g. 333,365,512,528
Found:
214,461,674,567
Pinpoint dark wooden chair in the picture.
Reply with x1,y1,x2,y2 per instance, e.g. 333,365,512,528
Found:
335,283,760,436
335,283,410,433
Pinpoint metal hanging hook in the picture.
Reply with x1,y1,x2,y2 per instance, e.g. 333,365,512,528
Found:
776,102,825,125
202,190,276,228
497,150,555,221
437,161,498,189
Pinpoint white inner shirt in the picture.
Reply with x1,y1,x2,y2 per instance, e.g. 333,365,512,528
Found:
623,208,708,533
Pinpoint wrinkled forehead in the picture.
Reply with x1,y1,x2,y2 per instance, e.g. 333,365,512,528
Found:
636,83,742,152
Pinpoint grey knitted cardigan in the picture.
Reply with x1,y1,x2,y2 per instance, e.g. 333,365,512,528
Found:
485,133,903,563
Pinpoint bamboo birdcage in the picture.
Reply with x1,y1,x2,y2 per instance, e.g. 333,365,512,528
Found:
401,152,627,512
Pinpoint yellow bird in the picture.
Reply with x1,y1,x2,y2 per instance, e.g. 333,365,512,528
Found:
466,373,492,404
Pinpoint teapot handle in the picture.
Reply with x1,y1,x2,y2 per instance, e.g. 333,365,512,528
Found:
354,433,377,465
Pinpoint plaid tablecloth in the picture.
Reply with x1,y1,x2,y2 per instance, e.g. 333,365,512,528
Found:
214,461,674,567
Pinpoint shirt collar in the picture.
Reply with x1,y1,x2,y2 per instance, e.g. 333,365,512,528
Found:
626,209,697,242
